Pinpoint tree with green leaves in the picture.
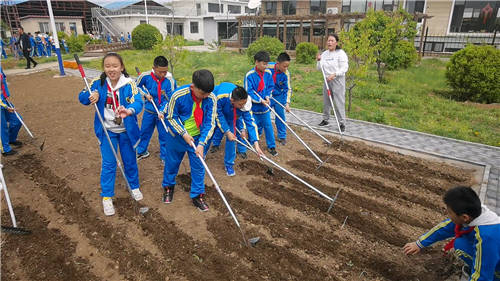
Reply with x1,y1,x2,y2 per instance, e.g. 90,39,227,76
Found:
345,9,418,83
152,35,188,75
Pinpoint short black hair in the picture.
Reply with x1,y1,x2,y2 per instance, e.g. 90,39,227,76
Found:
443,186,482,219
192,69,214,93
154,56,168,67
254,51,270,63
231,86,248,101
277,52,291,63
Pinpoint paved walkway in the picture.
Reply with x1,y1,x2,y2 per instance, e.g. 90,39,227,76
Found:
9,64,500,214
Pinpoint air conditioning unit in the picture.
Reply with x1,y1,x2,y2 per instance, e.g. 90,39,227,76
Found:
326,7,338,15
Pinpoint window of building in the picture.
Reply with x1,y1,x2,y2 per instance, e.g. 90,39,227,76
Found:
167,23,184,36
282,1,297,15
208,3,223,13
228,5,241,14
39,22,50,33
55,22,65,32
310,0,327,14
449,1,499,33
69,22,77,35
342,0,367,13
190,21,199,34
382,0,398,11
196,3,201,16
245,6,257,14
405,0,425,13
218,21,238,40
265,1,277,15
140,20,146,24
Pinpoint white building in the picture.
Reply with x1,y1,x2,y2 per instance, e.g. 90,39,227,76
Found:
92,0,258,43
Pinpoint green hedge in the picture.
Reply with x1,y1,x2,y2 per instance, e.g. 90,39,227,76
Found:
247,36,284,63
295,42,318,64
445,44,500,103
132,24,162,50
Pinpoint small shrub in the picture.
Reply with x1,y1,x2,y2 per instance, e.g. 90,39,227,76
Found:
445,44,500,103
66,35,84,53
247,36,284,63
57,31,68,40
382,40,417,70
295,42,318,64
132,24,162,50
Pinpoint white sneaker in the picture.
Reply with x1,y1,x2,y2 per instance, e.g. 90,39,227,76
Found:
131,188,143,201
102,197,115,216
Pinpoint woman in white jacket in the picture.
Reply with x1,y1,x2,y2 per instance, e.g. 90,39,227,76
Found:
316,34,348,132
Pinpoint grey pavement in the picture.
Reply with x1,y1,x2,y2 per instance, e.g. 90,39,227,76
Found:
10,64,500,215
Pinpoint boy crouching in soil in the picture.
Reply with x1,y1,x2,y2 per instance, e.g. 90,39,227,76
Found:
404,186,500,280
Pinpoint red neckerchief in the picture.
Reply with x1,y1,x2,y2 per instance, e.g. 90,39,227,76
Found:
0,74,7,100
106,83,119,110
150,72,165,104
256,67,265,92
191,92,203,129
443,224,474,254
273,64,281,83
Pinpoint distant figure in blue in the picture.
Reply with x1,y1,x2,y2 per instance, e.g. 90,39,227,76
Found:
9,35,19,59
0,39,7,59
35,33,47,57
61,39,69,53
127,32,131,42
44,34,51,57
106,33,112,44
28,33,37,57
120,32,125,44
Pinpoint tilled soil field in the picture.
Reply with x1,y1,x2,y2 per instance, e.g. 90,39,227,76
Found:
1,71,479,281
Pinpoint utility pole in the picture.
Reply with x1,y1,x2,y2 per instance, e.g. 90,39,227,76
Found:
46,0,65,76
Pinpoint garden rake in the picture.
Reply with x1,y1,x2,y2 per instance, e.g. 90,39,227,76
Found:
0,108,31,235
189,141,256,247
74,54,149,215
270,96,331,145
264,102,324,166
234,138,338,213
235,127,273,176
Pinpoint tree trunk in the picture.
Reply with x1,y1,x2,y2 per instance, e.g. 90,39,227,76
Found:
376,60,385,83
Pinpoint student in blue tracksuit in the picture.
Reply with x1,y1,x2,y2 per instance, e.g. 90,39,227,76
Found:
35,33,46,57
78,53,144,216
61,39,69,53
159,69,216,211
44,34,52,56
207,82,263,176
244,51,277,156
106,33,112,44
268,52,292,146
404,186,500,281
0,68,22,156
135,56,174,162
28,33,37,57
127,32,132,42
0,40,7,59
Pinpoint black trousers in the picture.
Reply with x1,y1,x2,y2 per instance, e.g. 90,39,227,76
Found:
22,50,37,68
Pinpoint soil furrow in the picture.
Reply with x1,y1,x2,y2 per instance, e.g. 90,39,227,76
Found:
10,154,170,281
324,138,468,183
287,159,443,211
298,149,465,196
1,206,99,281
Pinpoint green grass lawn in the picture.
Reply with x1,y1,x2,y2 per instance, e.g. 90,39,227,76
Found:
83,50,500,147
